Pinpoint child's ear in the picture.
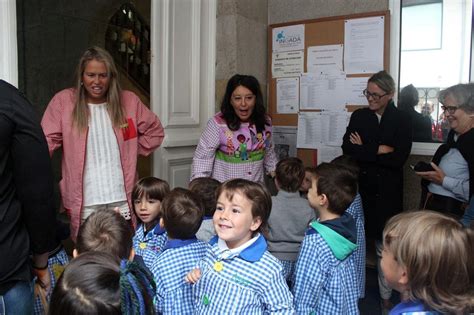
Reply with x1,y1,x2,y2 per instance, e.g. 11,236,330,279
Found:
319,193,328,206
129,248,135,261
250,216,262,232
159,217,165,229
398,266,409,288
73,248,79,258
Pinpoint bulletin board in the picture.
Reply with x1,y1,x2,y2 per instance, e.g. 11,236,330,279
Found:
268,11,390,166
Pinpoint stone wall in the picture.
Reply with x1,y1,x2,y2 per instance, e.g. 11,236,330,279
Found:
268,0,388,24
16,0,153,191
17,0,122,112
216,0,268,111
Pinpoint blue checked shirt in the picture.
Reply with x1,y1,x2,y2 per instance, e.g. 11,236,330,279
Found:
192,234,294,314
150,237,208,314
140,248,160,274
34,247,69,314
293,229,359,314
345,193,366,299
133,223,168,258
279,260,296,289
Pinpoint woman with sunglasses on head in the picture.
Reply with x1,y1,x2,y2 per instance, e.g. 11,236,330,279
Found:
342,70,413,312
416,83,474,217
191,74,277,183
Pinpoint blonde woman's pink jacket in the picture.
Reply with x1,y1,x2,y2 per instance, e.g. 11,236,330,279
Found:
41,88,165,240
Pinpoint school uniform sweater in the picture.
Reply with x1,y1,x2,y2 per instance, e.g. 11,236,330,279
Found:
193,234,294,314
133,223,168,269
389,300,440,315
293,212,359,314
345,193,366,299
150,237,208,314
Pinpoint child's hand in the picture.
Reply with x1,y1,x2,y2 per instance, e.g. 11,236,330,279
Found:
185,268,201,284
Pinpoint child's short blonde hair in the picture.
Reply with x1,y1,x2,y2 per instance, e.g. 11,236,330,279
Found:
383,211,474,314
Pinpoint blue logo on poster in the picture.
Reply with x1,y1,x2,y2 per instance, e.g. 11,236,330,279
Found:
276,31,285,42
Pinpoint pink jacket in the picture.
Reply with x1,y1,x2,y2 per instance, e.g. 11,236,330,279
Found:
41,88,165,240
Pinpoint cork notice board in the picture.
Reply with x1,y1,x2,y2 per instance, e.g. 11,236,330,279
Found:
268,11,390,166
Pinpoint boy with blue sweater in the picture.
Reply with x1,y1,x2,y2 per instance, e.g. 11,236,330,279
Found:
293,163,359,314
150,188,208,314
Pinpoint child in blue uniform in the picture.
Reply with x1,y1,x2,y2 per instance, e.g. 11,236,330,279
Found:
33,219,70,315
186,179,294,314
131,177,170,267
293,163,359,314
381,211,474,315
189,177,221,242
73,209,156,292
74,208,134,260
331,154,366,299
150,188,209,314
49,251,156,315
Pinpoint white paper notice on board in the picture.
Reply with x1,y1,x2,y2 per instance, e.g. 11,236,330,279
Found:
272,51,304,78
317,146,343,165
307,44,344,74
322,111,351,146
297,112,323,149
272,24,305,52
277,77,299,114
344,16,384,74
272,126,297,161
300,72,346,111
296,111,351,149
345,76,369,105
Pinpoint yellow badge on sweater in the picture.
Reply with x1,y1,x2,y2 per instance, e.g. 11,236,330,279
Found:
213,261,223,272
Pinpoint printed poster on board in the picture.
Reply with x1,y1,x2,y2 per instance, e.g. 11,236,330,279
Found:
272,24,305,52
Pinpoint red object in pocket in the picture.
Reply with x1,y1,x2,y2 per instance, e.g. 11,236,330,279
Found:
121,118,137,141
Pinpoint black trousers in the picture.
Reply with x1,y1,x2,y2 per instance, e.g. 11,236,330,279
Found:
425,193,464,217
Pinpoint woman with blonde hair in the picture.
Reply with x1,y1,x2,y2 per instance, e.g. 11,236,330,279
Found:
42,46,164,241
381,210,474,314
342,70,413,311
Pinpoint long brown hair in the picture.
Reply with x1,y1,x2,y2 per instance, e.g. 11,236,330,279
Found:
73,46,125,130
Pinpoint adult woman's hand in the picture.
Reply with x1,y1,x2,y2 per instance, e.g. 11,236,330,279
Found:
349,132,363,145
377,145,394,155
416,162,445,185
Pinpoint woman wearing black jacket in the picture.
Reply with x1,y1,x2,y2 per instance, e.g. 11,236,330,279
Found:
342,71,412,311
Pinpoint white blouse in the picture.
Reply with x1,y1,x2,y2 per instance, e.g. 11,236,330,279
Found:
83,103,127,206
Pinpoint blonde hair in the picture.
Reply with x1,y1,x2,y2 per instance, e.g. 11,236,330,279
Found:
73,46,125,130
383,211,474,314
368,70,395,94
